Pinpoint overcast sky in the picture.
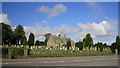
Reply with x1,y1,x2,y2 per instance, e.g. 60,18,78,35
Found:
1,2,118,45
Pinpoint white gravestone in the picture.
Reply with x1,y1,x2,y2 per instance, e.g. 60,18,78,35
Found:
31,46,33,49
78,48,79,51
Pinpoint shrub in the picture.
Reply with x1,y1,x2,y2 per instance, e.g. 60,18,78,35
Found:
2,47,8,57
12,47,24,58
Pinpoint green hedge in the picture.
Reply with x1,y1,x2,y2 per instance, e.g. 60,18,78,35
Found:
12,47,24,58
2,47,8,58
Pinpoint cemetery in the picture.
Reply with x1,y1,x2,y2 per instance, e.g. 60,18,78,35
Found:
1,23,120,59
2,44,113,59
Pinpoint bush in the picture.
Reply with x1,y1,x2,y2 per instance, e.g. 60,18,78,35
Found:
12,47,24,58
2,47,8,57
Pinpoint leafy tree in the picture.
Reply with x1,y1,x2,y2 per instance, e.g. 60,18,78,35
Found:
40,41,45,46
28,33,35,47
116,36,120,46
110,43,116,53
98,42,104,52
22,36,27,45
66,40,71,50
84,33,93,49
11,31,17,45
115,36,120,54
103,43,107,50
83,38,85,46
35,40,40,46
95,42,104,52
94,43,99,50
75,41,83,50
14,25,25,45
1,23,13,45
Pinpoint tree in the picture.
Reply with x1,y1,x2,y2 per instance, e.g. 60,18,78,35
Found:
115,36,120,54
75,41,84,50
66,40,71,50
103,43,107,50
98,42,104,52
110,43,116,53
11,31,17,45
14,25,25,45
84,33,93,49
28,33,35,47
94,43,99,51
35,40,40,46
22,36,27,45
83,38,85,46
1,23,13,45
116,36,120,46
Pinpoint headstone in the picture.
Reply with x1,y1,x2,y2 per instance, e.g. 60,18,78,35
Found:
70,47,71,50
33,46,35,48
83,46,85,50
46,47,48,50
63,46,65,50
65,48,67,50
39,46,41,48
31,46,33,49
50,48,52,50
60,47,62,50
36,46,37,49
78,48,79,51
73,48,74,50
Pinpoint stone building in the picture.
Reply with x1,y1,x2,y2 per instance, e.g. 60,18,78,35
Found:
44,32,75,48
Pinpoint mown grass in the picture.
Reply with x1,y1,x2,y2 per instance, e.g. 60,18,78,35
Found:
30,48,113,56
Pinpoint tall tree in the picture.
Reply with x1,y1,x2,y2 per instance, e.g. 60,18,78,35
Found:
110,43,116,53
75,41,84,50
21,36,27,45
98,42,104,52
28,33,35,47
84,33,93,49
1,23,13,45
116,36,120,54
14,25,25,45
35,40,40,46
66,40,71,50
103,43,107,50
116,36,120,47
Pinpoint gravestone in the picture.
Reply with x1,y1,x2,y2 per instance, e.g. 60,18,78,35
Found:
78,48,79,51
46,47,48,50
31,46,33,49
